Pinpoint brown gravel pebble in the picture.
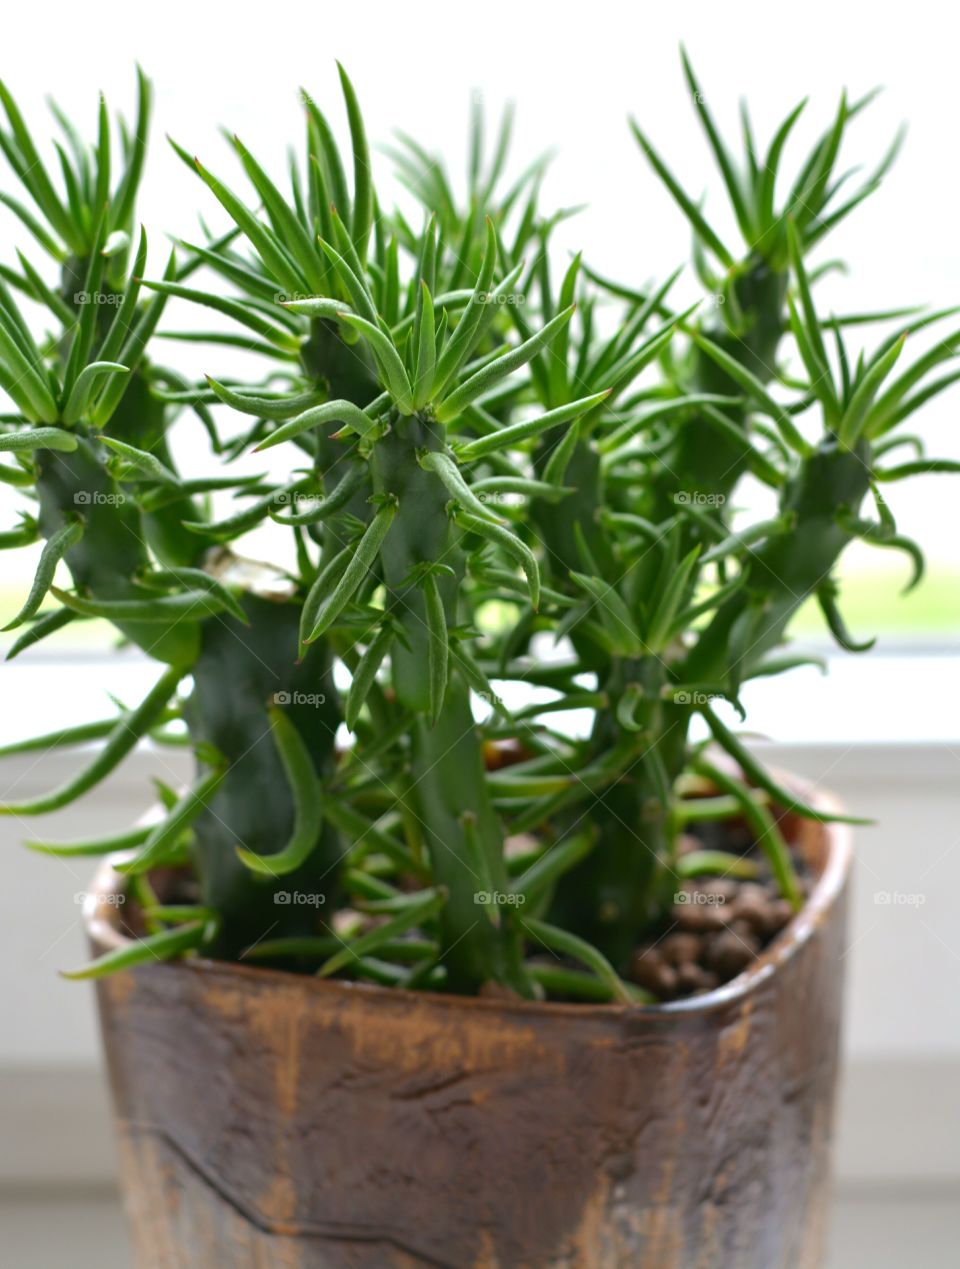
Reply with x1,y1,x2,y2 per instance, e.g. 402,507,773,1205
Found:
703,928,760,978
675,962,710,993
764,898,794,936
693,877,740,904
622,819,809,1002
727,918,756,940
672,896,729,932
656,965,678,998
659,932,702,966
732,883,773,932
629,948,678,997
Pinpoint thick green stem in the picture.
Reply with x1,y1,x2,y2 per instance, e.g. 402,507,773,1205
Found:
649,257,788,521
111,377,207,568
533,437,615,591
685,436,872,685
34,440,202,666
372,413,454,712
410,681,531,994
549,656,688,968
301,317,379,407
57,257,206,568
372,411,531,994
184,594,342,958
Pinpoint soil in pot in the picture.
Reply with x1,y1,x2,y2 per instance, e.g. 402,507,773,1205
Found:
113,810,811,1007
626,864,810,1001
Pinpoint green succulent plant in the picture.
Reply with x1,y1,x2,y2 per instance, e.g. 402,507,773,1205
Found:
1,57,957,1000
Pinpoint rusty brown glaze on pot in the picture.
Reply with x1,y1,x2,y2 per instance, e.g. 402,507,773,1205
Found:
85,805,850,1269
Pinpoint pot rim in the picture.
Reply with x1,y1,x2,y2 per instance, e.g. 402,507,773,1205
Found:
83,779,851,1022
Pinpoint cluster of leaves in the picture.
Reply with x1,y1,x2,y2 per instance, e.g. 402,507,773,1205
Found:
1,56,958,999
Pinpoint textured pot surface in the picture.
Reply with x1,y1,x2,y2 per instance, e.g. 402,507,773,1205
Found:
86,809,850,1268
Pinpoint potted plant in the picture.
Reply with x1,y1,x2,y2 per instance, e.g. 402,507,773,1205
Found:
2,56,956,1267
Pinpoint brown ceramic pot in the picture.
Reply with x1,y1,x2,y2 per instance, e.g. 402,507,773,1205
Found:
85,803,851,1269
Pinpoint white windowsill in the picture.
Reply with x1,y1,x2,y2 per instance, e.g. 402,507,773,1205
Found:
2,648,959,749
